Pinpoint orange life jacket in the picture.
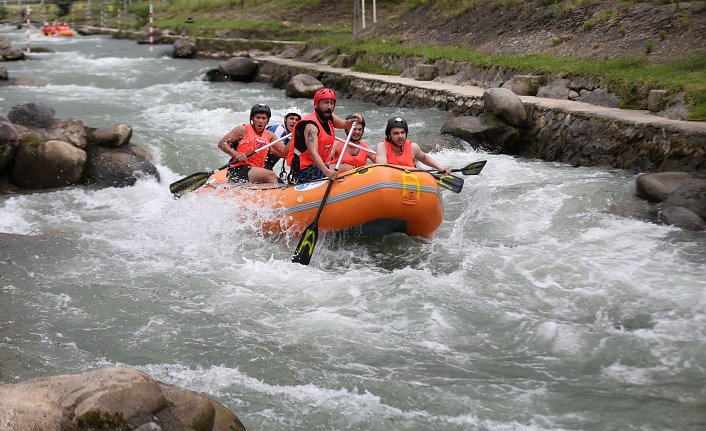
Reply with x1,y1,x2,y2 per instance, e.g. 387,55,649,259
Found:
287,112,335,171
231,124,271,168
339,140,371,167
383,139,415,167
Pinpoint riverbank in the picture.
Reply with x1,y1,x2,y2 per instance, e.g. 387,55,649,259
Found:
81,26,706,174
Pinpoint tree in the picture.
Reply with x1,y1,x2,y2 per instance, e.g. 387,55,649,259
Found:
52,0,75,17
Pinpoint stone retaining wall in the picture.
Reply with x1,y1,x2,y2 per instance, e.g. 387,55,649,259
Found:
256,60,706,173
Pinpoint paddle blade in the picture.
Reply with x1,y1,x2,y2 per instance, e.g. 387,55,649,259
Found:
168,171,210,198
292,221,319,265
459,160,487,176
432,172,464,193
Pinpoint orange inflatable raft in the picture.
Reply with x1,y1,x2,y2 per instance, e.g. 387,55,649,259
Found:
54,29,76,37
202,164,444,238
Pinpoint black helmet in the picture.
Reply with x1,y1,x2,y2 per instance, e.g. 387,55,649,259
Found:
385,117,408,139
249,103,271,121
345,114,365,129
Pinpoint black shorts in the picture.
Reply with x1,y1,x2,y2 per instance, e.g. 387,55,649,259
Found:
296,165,327,183
227,165,251,183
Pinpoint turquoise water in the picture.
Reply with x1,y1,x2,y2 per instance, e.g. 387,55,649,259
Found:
1,26,705,431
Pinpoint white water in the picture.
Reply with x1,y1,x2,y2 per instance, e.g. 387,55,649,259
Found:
1,27,705,430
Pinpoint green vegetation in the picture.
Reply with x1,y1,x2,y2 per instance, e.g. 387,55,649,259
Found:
52,0,705,119
318,37,706,119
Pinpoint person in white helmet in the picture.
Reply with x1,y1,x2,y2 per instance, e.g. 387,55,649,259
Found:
264,106,302,174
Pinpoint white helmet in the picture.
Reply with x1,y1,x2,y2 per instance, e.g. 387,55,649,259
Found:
284,107,302,119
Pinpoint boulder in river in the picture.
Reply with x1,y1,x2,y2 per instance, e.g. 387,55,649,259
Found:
636,172,706,231
285,73,323,99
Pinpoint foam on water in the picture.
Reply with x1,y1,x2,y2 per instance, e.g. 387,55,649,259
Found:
2,25,706,431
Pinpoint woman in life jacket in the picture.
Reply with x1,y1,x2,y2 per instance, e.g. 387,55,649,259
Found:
328,114,376,172
216,104,288,184
285,88,363,184
375,117,450,173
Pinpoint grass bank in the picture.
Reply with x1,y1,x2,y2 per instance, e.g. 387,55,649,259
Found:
7,0,704,120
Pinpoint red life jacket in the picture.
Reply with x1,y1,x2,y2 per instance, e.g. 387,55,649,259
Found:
383,139,415,167
339,140,371,167
286,112,335,171
231,124,271,168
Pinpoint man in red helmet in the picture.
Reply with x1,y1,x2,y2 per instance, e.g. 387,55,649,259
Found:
217,104,288,184
286,88,363,183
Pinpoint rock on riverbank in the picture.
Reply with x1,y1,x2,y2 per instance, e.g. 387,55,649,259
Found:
0,367,246,431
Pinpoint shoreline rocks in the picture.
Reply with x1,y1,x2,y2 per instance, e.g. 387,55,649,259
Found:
1,102,159,192
0,367,246,431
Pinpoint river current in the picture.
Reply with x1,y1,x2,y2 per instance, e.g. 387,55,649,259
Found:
1,27,705,431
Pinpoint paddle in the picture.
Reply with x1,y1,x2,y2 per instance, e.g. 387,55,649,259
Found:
333,137,470,193
168,133,291,198
292,123,357,265
422,160,487,194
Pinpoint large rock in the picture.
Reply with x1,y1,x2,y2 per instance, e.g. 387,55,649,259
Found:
537,78,570,100
636,172,695,202
8,102,56,128
575,88,620,108
636,172,706,231
9,138,87,189
440,113,522,154
217,56,258,81
501,74,542,96
285,73,323,98
1,47,25,61
13,119,89,150
483,87,527,128
91,124,133,148
172,38,197,59
660,206,706,231
0,367,246,431
83,144,160,188
0,115,18,174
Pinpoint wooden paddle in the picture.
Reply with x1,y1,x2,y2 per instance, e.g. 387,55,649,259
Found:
168,133,291,198
292,123,357,265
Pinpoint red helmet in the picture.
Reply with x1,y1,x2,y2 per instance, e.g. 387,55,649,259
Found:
313,88,336,108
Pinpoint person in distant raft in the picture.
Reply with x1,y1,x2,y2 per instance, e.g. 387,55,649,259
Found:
328,114,375,172
375,117,450,173
265,106,302,175
286,88,363,183
217,104,288,184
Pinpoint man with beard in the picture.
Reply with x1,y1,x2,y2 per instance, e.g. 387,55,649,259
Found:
217,103,287,184
376,116,450,173
286,88,363,183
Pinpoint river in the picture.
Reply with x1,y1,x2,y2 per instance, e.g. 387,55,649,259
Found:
1,26,705,431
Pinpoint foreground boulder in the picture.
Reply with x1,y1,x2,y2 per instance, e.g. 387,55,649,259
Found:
10,138,87,189
0,367,246,431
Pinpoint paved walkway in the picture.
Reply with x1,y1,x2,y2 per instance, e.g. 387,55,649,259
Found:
259,56,706,134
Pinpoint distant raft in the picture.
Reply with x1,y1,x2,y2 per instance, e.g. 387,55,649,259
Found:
201,164,444,238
